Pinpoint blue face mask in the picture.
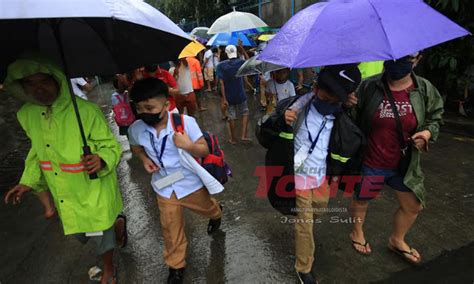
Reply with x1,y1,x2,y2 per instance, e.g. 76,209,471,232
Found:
384,59,413,81
313,96,341,116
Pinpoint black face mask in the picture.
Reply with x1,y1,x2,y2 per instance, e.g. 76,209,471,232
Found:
313,96,341,116
384,59,413,81
138,106,166,126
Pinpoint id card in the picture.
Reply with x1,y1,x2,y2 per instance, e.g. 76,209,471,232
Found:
85,231,104,237
153,170,185,190
294,145,310,171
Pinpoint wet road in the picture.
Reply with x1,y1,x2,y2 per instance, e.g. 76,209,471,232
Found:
1,83,473,283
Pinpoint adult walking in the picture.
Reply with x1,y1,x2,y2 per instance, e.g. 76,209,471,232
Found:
346,53,444,264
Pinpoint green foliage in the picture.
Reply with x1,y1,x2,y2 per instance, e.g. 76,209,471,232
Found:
145,0,230,28
423,0,473,98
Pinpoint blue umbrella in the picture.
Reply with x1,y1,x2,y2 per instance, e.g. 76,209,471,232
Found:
207,32,255,47
259,0,470,68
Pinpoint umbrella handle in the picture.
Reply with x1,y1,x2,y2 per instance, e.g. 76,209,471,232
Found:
83,146,98,180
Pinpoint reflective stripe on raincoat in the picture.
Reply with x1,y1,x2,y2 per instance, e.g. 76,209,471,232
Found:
4,56,123,235
187,57,204,89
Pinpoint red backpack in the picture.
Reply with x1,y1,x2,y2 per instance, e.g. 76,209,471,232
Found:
113,92,135,126
171,113,231,185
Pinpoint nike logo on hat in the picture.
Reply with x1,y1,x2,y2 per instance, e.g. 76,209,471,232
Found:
339,70,355,83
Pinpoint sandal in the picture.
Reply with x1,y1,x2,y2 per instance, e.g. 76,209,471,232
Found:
115,214,128,249
351,239,372,255
388,243,421,265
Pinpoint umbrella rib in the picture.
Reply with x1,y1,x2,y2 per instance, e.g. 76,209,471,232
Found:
366,0,396,60
81,18,121,72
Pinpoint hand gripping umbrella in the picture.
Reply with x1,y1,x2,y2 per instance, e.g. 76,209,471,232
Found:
0,0,191,179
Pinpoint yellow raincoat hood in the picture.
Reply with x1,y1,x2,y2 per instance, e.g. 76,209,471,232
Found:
5,54,71,110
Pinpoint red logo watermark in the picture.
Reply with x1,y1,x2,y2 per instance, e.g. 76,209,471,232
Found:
253,166,384,199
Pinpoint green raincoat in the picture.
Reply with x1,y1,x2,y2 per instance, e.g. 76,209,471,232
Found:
352,73,444,207
4,56,123,235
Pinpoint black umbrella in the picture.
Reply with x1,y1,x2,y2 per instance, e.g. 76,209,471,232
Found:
0,0,191,178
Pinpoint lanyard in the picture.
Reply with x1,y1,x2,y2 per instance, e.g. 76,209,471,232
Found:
149,133,168,169
305,105,327,155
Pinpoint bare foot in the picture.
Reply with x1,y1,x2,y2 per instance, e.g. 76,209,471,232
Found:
350,231,372,255
227,139,237,145
240,137,252,143
115,215,127,248
44,207,56,219
100,271,117,284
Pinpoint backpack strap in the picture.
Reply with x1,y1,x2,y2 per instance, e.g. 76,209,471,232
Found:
171,113,185,134
114,93,124,104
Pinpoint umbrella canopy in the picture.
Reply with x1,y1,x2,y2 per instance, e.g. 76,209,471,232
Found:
236,55,284,77
179,40,206,59
0,0,191,178
0,0,191,78
258,34,275,42
208,10,267,34
207,32,255,47
191,35,208,45
190,27,211,39
259,0,470,68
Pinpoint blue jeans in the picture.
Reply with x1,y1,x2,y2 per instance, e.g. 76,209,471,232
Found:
354,165,412,200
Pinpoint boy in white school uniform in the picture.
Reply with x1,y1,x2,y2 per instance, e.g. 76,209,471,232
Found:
128,78,222,284
284,64,362,284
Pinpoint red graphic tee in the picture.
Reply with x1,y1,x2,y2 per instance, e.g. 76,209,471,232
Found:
363,86,417,169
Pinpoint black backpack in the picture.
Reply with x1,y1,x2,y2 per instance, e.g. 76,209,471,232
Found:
255,96,301,149
256,96,302,216
326,111,366,179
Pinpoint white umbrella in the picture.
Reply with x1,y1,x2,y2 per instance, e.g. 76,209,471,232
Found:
208,9,268,34
190,27,211,39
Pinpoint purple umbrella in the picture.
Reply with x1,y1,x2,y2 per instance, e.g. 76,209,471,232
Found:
259,0,470,68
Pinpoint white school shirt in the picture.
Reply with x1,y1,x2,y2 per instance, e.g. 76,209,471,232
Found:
266,79,296,102
70,77,88,100
294,104,335,190
177,65,194,95
128,112,204,199
204,49,214,69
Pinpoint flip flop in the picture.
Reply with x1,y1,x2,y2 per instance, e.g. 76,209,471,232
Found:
351,239,372,255
116,214,128,249
388,243,421,265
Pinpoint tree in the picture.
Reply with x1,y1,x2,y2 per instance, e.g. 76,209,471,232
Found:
423,0,474,103
146,0,230,30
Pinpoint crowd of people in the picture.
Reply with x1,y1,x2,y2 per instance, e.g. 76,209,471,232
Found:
2,30,443,284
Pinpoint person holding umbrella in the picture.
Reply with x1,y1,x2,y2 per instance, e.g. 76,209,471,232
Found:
284,64,362,284
346,53,444,264
3,55,126,284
